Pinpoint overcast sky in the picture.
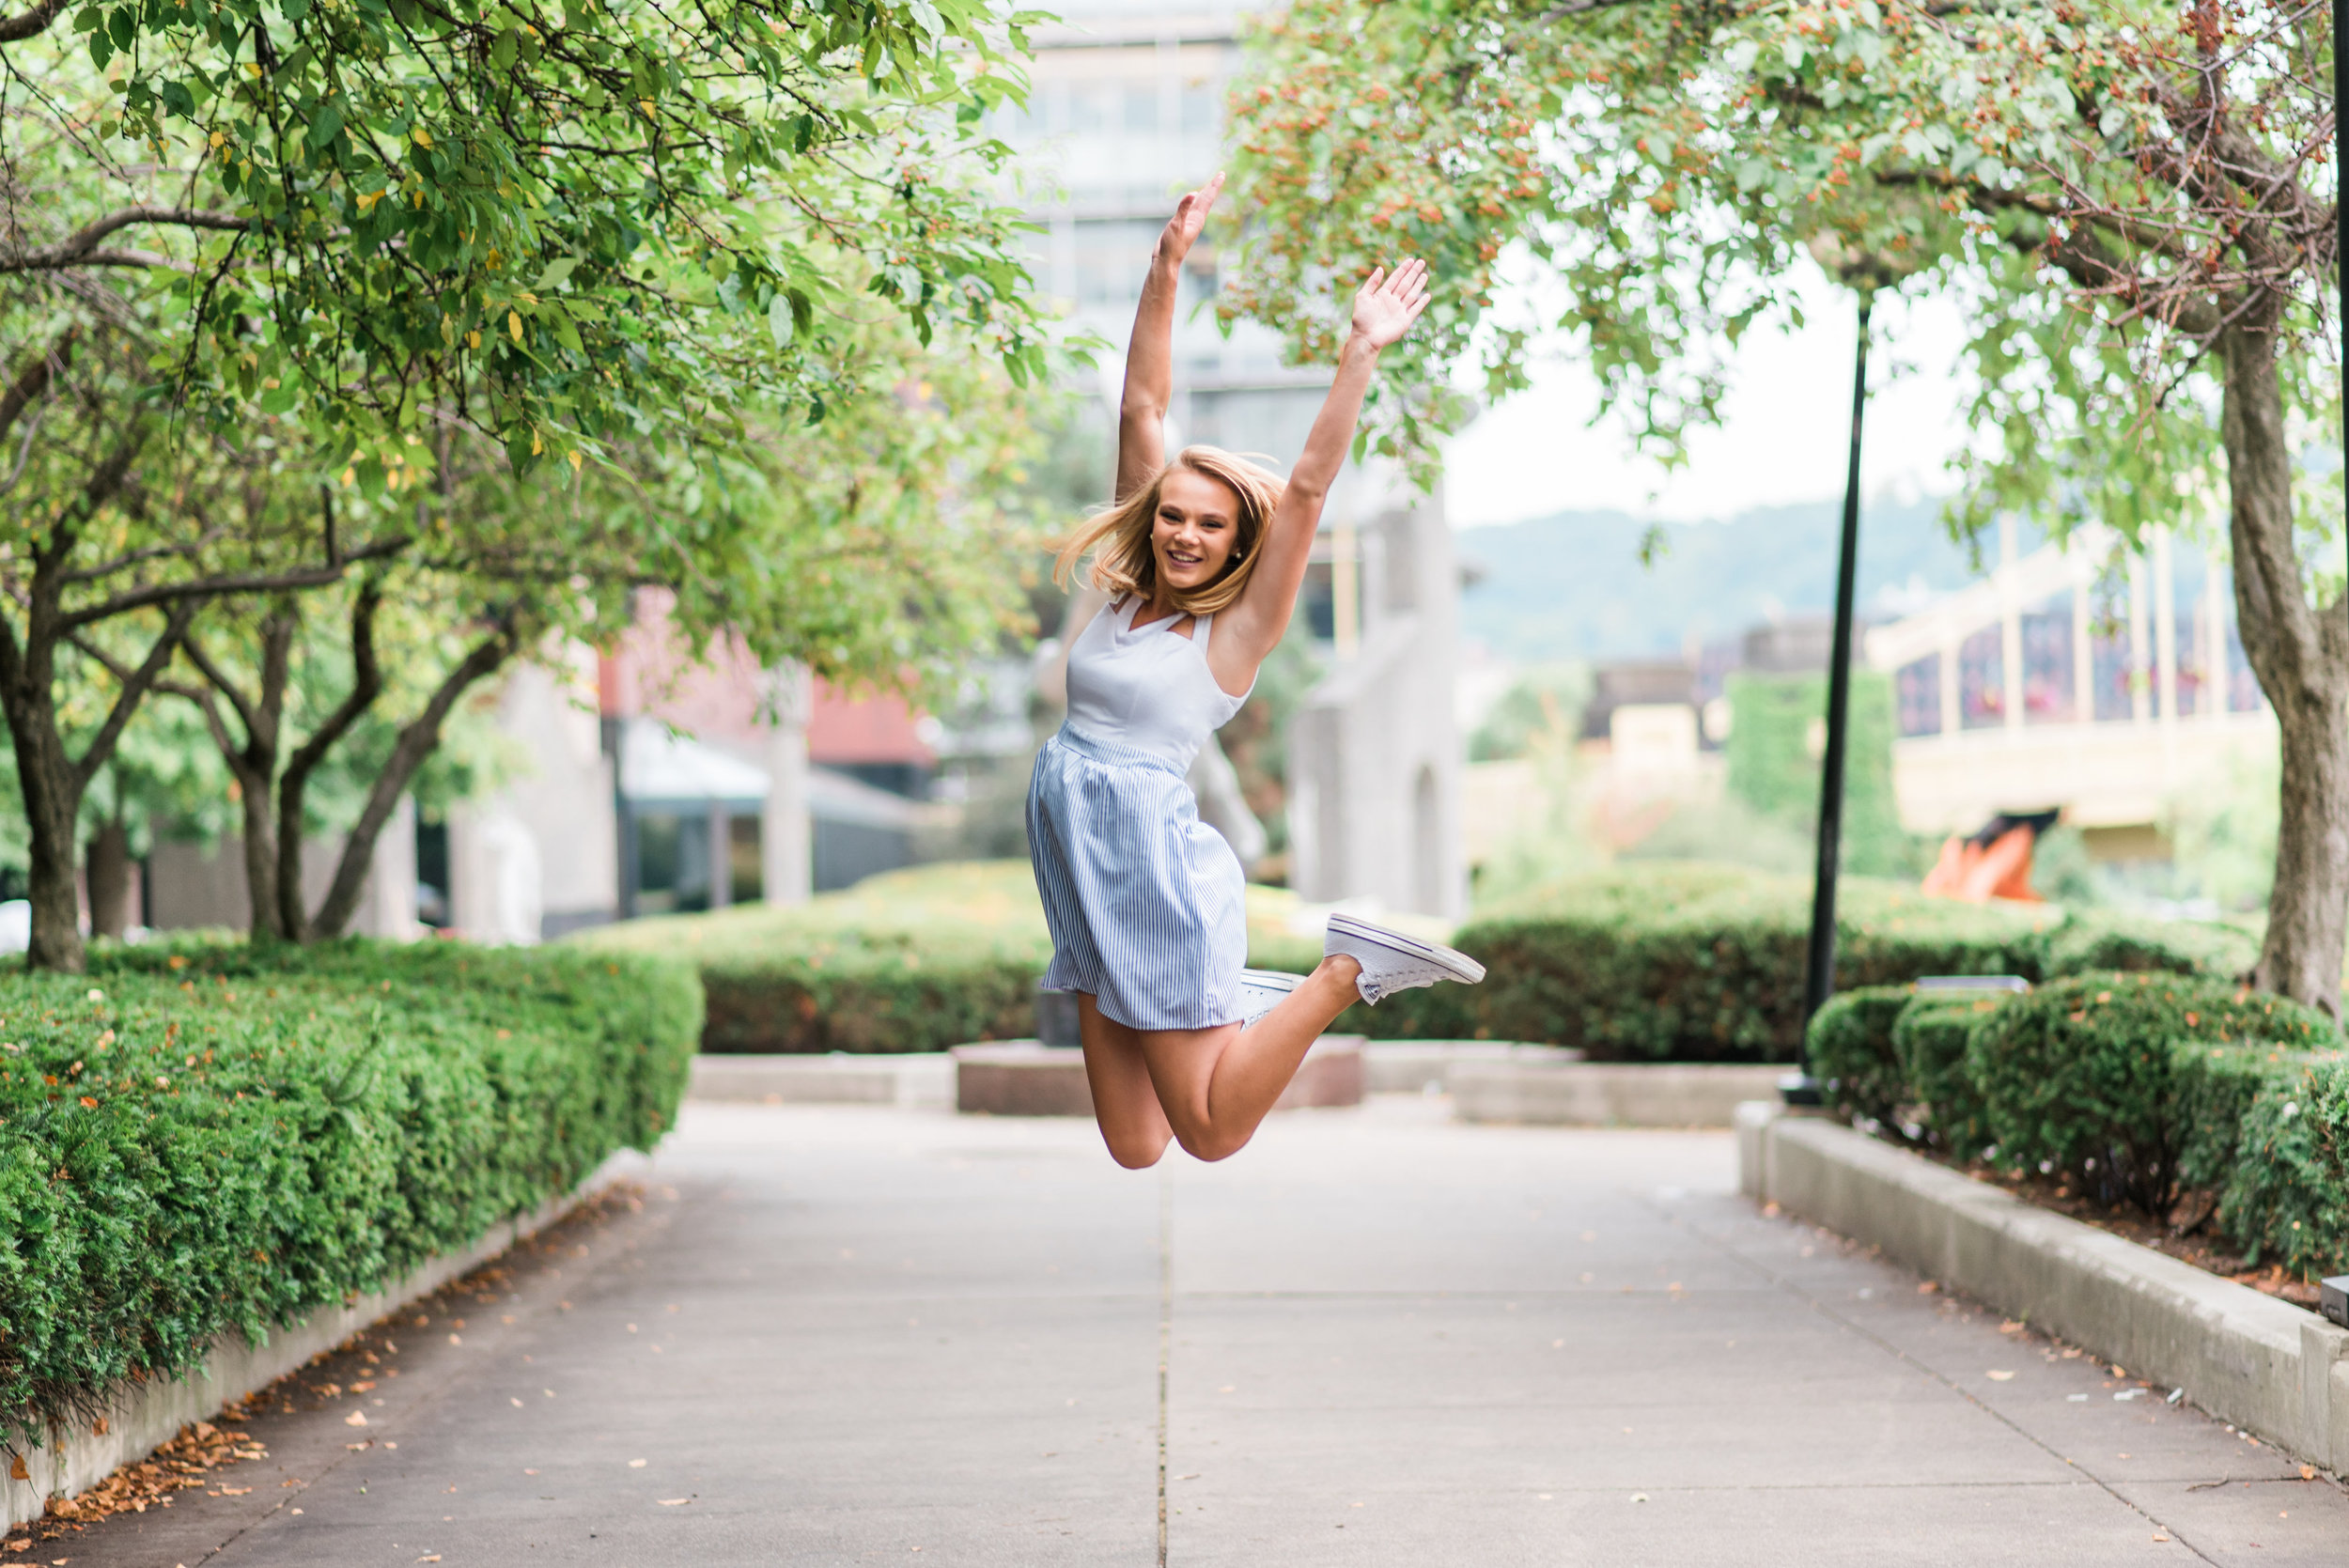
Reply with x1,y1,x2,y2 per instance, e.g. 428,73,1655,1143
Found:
1442,262,1984,528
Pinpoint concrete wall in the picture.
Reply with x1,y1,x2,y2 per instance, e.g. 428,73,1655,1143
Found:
473,654,619,939
1287,486,1466,919
147,804,414,939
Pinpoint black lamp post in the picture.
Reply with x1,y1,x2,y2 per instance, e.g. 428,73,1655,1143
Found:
1783,292,1875,1107
2325,1,2346,1326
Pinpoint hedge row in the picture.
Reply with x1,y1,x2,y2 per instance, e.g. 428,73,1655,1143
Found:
1808,971,2344,1276
1351,863,2262,1061
574,862,1326,1054
576,859,2268,1059
0,940,700,1444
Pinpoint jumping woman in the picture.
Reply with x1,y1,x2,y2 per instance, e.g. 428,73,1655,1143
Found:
1029,174,1486,1170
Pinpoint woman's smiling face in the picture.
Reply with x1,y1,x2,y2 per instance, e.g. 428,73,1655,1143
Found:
1151,467,1242,596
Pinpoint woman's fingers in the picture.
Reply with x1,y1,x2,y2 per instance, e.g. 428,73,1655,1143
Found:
1362,265,1387,293
1185,172,1225,225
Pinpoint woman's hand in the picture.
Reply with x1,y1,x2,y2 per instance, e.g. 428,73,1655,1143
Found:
1347,258,1432,351
1154,173,1225,269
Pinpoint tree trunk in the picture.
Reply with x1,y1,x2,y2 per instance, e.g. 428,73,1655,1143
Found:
309,622,516,939
179,612,296,942
4,686,87,971
2218,316,2349,1018
275,584,382,940
232,768,281,940
85,815,131,939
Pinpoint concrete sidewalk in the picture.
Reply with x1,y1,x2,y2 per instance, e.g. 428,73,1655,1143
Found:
41,1097,2349,1566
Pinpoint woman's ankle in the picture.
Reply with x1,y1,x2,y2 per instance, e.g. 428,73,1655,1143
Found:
1314,954,1363,993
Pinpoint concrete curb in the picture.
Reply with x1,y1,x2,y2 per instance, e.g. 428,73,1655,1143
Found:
689,1052,955,1108
1360,1041,1579,1094
1737,1101,2349,1472
949,1037,1365,1117
1453,1061,1786,1127
3,1146,652,1531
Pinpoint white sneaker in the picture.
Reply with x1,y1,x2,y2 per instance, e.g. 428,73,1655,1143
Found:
1238,968,1305,1023
1324,913,1486,1005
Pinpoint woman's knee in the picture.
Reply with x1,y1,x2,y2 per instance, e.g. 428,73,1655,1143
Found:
1173,1122,1252,1163
1103,1127,1172,1169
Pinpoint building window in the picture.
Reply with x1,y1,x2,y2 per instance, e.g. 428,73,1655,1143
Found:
2021,599,2073,723
1180,82,1217,133
1895,655,1940,737
632,812,709,915
1124,81,1159,132
1073,220,1159,304
729,815,763,905
1958,626,2003,729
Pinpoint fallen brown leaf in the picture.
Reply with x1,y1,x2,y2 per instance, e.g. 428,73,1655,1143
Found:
658,1498,692,1506
343,1412,368,1428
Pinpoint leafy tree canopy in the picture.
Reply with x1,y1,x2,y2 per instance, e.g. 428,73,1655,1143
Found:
3,0,1050,478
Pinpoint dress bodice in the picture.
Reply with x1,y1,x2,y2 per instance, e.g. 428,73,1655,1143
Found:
1063,597,1252,771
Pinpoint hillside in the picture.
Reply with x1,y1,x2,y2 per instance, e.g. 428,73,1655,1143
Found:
1455,494,2005,662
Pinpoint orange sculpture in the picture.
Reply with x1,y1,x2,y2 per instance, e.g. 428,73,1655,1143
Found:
1921,811,2061,903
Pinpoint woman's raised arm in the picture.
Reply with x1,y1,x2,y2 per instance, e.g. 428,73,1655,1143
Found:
1210,259,1431,684
1115,174,1223,505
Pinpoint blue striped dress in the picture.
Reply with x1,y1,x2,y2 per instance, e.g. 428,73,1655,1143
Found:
1027,597,1253,1031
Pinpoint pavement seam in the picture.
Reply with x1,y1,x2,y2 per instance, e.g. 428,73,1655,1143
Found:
1654,1195,2225,1566
178,1189,671,1566
1157,1165,1172,1568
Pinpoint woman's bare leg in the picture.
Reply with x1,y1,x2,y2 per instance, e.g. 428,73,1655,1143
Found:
1075,994,1175,1169
1135,955,1364,1163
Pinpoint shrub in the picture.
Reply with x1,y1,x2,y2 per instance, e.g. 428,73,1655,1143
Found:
0,939,698,1443
569,857,2265,1059
2170,1041,2290,1195
574,862,1328,1052
2207,1053,2349,1278
1963,970,2334,1212
2042,915,2259,984
1807,986,1914,1126
1893,992,2010,1157
1381,863,2058,1060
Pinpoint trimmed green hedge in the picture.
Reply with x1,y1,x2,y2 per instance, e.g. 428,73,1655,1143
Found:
573,862,1332,1053
0,940,698,1444
1356,863,2259,1060
1805,969,2344,1277
1805,986,1914,1127
576,859,2267,1060
1893,992,2001,1156
1966,973,2332,1211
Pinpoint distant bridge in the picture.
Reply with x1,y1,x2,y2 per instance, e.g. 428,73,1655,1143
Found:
1864,518,2274,852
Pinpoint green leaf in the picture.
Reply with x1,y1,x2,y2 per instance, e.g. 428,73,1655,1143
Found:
769,292,794,349
306,100,346,150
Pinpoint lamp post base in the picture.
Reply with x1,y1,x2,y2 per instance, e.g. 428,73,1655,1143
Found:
1779,1073,1824,1109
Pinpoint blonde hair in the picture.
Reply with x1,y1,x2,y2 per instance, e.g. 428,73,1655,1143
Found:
1053,445,1285,617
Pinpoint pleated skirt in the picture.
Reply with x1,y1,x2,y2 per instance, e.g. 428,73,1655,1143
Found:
1025,724,1246,1032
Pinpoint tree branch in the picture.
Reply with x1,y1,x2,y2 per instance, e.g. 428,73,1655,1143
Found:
0,207,250,274
155,672,237,749
310,615,519,939
277,582,383,939
177,629,263,750
0,329,73,453
0,0,70,43
59,533,410,630
68,598,198,795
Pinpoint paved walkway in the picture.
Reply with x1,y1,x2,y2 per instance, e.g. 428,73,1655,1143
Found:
46,1097,2349,1566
